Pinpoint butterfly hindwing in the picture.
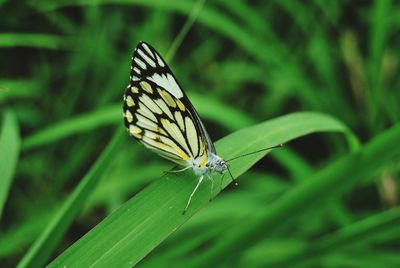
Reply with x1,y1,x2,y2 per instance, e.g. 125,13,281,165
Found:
123,79,208,167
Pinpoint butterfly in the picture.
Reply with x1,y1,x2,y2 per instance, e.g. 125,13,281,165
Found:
122,42,233,213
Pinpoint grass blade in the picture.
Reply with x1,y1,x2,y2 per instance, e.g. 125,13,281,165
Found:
0,110,20,220
47,112,352,268
22,104,121,151
0,33,72,49
263,207,400,267
17,127,125,268
191,122,400,267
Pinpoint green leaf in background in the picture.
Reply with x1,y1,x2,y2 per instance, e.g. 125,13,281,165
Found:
21,104,121,151
47,112,352,268
0,80,39,103
0,110,20,221
21,94,253,151
16,127,125,268
0,208,56,258
0,33,73,50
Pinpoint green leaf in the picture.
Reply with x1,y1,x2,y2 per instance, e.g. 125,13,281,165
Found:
0,33,72,49
253,206,400,267
0,208,56,258
0,80,39,103
191,122,400,267
47,112,352,268
21,105,121,151
0,110,20,221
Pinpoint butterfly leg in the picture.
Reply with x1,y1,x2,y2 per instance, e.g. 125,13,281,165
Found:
183,175,204,214
206,174,215,202
164,165,191,174
219,173,226,191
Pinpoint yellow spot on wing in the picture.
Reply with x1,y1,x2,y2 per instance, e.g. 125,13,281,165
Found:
176,99,186,111
158,88,176,108
131,86,139,94
140,81,153,94
126,95,135,107
125,110,133,122
174,149,190,161
197,153,208,168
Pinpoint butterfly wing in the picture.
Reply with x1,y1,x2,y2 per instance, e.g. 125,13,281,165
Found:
130,42,216,153
123,42,214,167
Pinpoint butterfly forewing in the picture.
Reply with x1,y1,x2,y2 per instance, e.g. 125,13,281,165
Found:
123,42,212,168
130,42,184,99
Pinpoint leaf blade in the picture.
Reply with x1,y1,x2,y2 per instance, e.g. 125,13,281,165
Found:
47,112,353,268
0,110,20,221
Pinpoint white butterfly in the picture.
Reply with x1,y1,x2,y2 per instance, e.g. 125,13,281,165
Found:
123,42,232,212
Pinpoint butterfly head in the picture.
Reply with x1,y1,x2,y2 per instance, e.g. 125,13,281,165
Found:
206,153,228,174
191,153,227,175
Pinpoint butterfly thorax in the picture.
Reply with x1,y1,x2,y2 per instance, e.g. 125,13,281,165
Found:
191,153,228,176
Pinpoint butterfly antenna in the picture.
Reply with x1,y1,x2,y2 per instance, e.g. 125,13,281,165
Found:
219,172,226,191
226,144,284,162
227,166,238,186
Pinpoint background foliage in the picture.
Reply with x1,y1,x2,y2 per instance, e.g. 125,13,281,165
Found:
1,0,400,267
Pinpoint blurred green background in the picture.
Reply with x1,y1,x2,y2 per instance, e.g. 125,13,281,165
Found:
1,0,400,267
